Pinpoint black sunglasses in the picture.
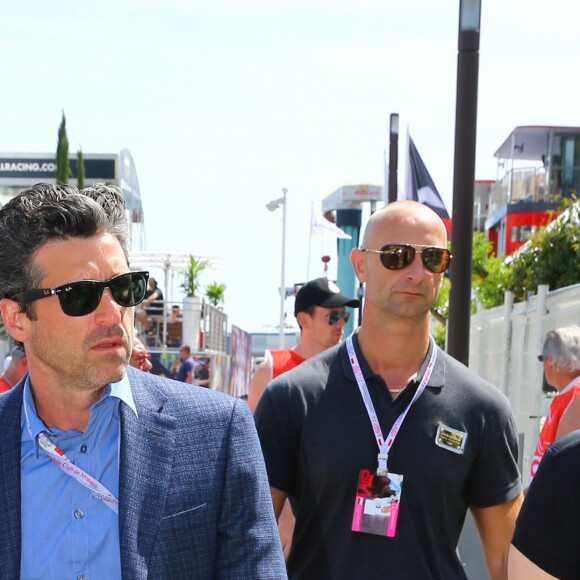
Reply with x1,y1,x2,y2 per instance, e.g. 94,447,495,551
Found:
326,311,350,325
360,244,451,274
537,354,544,362
12,271,150,317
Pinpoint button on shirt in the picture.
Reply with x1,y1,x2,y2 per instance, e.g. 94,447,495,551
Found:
20,374,137,580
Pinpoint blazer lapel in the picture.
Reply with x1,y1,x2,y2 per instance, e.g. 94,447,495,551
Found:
118,374,177,579
0,387,24,580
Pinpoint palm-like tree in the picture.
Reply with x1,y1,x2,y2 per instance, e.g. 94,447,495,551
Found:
206,282,226,307
181,255,208,297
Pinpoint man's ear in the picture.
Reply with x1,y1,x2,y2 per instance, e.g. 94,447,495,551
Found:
296,310,312,330
351,248,367,283
0,298,28,343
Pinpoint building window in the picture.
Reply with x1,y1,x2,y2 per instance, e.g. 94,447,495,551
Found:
511,225,536,242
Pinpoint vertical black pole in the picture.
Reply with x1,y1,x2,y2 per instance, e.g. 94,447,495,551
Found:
388,113,399,203
447,3,481,365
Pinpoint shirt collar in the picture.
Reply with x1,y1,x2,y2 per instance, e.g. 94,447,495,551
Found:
22,372,138,451
110,373,138,416
341,332,445,390
559,375,580,396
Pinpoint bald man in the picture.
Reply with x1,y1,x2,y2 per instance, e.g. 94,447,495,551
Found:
255,201,522,579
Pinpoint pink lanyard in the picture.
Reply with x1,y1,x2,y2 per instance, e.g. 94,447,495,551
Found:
346,335,437,475
37,432,119,513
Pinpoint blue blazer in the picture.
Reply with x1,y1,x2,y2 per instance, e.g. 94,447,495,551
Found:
0,367,287,579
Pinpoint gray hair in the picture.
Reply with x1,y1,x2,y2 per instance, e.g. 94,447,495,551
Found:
0,183,130,316
542,325,580,371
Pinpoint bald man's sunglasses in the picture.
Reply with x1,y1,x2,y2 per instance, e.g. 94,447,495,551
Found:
11,271,150,317
360,244,451,274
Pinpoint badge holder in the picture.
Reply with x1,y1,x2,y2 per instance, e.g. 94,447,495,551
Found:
351,467,403,537
345,335,435,540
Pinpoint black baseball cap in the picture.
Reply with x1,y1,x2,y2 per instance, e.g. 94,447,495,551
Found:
294,278,359,316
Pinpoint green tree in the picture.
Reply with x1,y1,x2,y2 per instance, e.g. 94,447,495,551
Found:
431,276,450,349
471,232,512,309
76,148,85,189
206,282,226,307
431,201,580,347
431,233,511,348
56,112,70,184
509,200,580,301
181,255,208,297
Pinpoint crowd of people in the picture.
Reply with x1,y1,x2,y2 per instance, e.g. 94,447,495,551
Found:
0,181,578,579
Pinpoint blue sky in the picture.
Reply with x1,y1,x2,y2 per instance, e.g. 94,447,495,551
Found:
2,0,578,332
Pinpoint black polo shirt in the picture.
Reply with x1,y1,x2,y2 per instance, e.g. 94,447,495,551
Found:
255,334,521,580
512,431,580,579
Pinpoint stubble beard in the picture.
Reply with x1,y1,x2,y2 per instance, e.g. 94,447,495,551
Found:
28,323,131,393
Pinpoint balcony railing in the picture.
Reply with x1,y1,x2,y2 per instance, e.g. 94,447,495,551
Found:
140,299,228,354
488,166,580,218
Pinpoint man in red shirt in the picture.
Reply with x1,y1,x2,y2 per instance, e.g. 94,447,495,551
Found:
247,277,359,557
530,324,580,480
248,277,359,412
0,345,28,393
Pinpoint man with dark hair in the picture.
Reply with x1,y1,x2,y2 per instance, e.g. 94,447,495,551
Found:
255,200,522,579
171,344,196,384
0,183,285,579
0,345,27,392
247,277,359,412
248,277,359,557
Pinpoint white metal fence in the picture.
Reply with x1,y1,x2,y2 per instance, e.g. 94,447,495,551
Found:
469,282,580,485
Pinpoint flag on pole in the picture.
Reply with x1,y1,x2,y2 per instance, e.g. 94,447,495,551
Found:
311,212,352,239
404,136,452,238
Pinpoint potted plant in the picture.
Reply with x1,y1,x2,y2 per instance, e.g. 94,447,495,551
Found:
181,255,208,297
181,255,208,349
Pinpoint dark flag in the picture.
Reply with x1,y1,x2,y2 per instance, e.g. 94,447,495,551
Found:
404,137,452,238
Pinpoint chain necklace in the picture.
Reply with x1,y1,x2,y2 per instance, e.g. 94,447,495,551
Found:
389,372,418,395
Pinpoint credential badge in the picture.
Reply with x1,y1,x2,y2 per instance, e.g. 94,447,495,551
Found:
435,423,467,455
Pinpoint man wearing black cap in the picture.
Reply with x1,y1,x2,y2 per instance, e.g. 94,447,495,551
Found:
248,277,359,413
248,277,359,558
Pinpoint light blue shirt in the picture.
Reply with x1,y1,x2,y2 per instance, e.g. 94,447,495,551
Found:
20,374,137,580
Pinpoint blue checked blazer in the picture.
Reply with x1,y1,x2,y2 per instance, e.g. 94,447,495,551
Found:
0,367,286,579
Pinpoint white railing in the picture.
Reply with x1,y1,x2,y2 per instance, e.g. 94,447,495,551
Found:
469,282,580,485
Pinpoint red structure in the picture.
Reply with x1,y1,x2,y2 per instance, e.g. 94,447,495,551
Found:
484,126,580,257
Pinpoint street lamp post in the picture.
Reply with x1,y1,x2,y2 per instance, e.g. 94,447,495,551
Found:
447,0,482,365
266,188,288,348
388,113,399,203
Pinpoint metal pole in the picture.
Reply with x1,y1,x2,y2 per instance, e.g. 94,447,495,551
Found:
278,188,288,348
447,0,481,365
306,202,313,281
388,113,400,203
